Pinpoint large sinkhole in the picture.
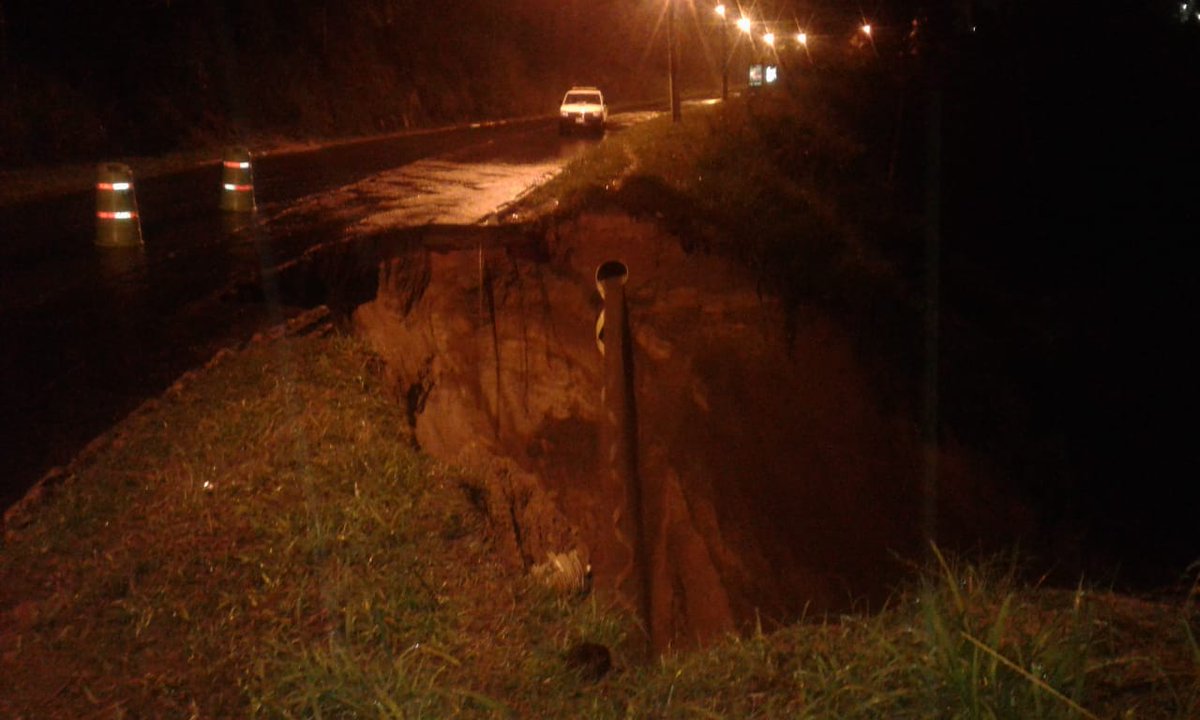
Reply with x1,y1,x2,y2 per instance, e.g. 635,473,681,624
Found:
270,212,1024,651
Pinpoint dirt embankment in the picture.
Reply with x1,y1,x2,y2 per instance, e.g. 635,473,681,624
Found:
353,211,1027,652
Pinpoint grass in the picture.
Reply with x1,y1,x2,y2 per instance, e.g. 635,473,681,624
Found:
518,84,926,414
525,81,905,284
0,328,632,718
1,323,1196,718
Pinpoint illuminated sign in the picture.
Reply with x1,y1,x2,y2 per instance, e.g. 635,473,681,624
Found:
748,64,779,87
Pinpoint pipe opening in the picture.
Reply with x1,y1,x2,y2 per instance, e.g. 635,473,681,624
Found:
595,260,628,299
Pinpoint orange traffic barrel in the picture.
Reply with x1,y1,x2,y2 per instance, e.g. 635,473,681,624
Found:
95,163,143,247
220,147,256,212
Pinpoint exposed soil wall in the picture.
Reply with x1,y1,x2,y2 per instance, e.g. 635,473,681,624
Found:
353,211,1027,651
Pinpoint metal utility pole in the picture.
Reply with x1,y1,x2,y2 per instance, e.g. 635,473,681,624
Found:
921,87,942,553
720,17,729,100
667,0,681,122
595,261,651,647
0,1,7,72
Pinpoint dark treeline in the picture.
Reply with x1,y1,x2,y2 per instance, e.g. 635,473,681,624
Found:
0,0,674,165
1,1,1193,166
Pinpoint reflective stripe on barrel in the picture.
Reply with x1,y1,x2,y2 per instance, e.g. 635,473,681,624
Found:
95,163,143,247
220,147,256,212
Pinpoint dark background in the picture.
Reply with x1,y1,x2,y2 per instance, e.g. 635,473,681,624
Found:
935,3,1199,587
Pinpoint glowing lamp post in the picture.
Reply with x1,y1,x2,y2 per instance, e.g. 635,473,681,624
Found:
859,22,877,58
715,4,729,100
795,30,811,65
762,31,775,47
667,0,681,122
737,16,751,33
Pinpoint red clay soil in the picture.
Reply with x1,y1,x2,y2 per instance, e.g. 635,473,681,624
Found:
353,211,1028,652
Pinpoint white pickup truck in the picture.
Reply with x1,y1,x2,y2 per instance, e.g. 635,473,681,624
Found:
558,86,607,135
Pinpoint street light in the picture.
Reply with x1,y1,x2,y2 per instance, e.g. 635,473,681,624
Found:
859,21,877,58
667,0,680,122
762,32,775,47
737,16,751,33
714,4,729,100
796,30,812,65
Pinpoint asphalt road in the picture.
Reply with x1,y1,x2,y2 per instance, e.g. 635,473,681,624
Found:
0,110,655,510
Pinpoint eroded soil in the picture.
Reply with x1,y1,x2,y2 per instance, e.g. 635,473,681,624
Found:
354,211,1027,651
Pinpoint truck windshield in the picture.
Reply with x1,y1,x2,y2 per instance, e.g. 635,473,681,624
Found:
565,93,601,105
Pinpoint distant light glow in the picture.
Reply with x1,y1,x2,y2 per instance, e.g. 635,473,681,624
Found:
796,31,807,45
222,161,250,169
97,211,135,220
97,182,131,191
737,17,751,32
763,32,775,46
715,3,726,17
224,183,253,192
862,23,872,35
765,66,778,83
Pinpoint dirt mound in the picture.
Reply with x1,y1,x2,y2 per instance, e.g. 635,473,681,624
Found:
353,211,1026,651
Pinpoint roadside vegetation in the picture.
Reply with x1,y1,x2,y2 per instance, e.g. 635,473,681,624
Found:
520,71,927,413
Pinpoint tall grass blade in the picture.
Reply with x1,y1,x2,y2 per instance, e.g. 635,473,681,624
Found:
930,542,964,614
960,631,1098,720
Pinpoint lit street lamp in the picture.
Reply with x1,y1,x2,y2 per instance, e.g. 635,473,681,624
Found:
859,21,877,58
737,16,751,33
762,31,775,47
714,4,729,100
668,0,681,122
796,30,811,65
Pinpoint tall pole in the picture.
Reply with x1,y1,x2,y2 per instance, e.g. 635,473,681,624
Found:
720,18,729,101
922,87,941,553
596,261,650,648
0,0,7,72
667,0,681,122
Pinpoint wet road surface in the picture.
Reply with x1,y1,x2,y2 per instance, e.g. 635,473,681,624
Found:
0,110,658,509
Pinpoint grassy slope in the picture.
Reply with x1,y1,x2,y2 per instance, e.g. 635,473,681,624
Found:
2,95,1197,719
1,312,1195,719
